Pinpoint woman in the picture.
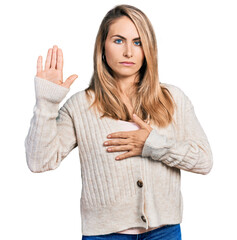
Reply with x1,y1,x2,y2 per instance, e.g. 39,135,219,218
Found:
25,4,213,240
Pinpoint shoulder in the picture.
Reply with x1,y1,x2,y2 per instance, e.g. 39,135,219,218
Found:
65,89,88,103
60,89,93,117
161,82,184,96
160,82,193,111
64,89,95,109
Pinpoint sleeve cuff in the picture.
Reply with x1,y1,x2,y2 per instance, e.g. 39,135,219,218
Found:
142,128,176,160
34,76,70,103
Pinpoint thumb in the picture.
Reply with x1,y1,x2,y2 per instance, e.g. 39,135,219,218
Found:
64,74,78,88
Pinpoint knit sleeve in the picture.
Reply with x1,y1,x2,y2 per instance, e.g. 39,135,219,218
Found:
141,93,213,175
24,76,78,173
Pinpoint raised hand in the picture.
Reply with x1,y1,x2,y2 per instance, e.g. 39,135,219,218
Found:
36,45,78,89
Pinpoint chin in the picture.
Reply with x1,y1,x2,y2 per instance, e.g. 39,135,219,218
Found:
117,73,137,78
115,69,138,76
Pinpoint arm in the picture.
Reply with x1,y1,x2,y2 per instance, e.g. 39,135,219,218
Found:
24,76,78,173
142,94,213,175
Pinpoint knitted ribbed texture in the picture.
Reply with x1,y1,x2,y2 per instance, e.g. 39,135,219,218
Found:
25,76,213,236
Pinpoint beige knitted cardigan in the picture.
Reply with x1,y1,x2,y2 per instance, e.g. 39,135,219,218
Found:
25,76,213,236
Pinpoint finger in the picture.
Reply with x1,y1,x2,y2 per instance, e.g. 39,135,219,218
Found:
107,131,131,139
63,74,78,88
132,114,147,127
115,151,135,161
106,145,131,152
37,56,42,75
62,49,64,69
45,48,52,70
57,48,63,71
133,114,153,133
104,138,129,146
51,45,58,69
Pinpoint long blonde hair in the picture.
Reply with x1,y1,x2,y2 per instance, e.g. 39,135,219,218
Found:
85,4,176,128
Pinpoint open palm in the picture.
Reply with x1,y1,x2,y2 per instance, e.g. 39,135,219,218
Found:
36,45,78,89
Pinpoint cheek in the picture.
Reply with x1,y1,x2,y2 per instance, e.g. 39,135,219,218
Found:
132,45,144,61
105,43,118,61
106,50,117,63
138,49,145,64
106,50,122,72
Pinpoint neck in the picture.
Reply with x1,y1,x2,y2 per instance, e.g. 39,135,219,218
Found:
116,75,139,97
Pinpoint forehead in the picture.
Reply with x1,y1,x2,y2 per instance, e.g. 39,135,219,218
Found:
108,16,140,38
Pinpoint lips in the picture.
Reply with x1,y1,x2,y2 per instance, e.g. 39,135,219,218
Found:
120,61,135,66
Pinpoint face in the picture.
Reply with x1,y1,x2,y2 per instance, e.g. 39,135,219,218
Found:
104,16,145,80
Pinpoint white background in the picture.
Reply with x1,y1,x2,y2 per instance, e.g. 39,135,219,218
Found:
0,0,236,239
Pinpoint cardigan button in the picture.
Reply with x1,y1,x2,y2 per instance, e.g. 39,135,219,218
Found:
137,180,143,188
141,215,147,222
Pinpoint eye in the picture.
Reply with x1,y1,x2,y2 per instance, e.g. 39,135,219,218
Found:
114,39,123,44
134,41,142,46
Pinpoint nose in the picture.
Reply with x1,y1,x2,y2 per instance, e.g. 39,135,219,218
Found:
123,42,133,58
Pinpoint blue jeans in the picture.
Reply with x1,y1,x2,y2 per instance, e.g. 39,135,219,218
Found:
82,224,182,240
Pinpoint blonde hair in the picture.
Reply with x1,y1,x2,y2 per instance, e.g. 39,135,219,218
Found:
85,4,176,128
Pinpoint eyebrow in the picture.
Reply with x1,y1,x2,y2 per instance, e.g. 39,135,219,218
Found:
111,34,141,40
